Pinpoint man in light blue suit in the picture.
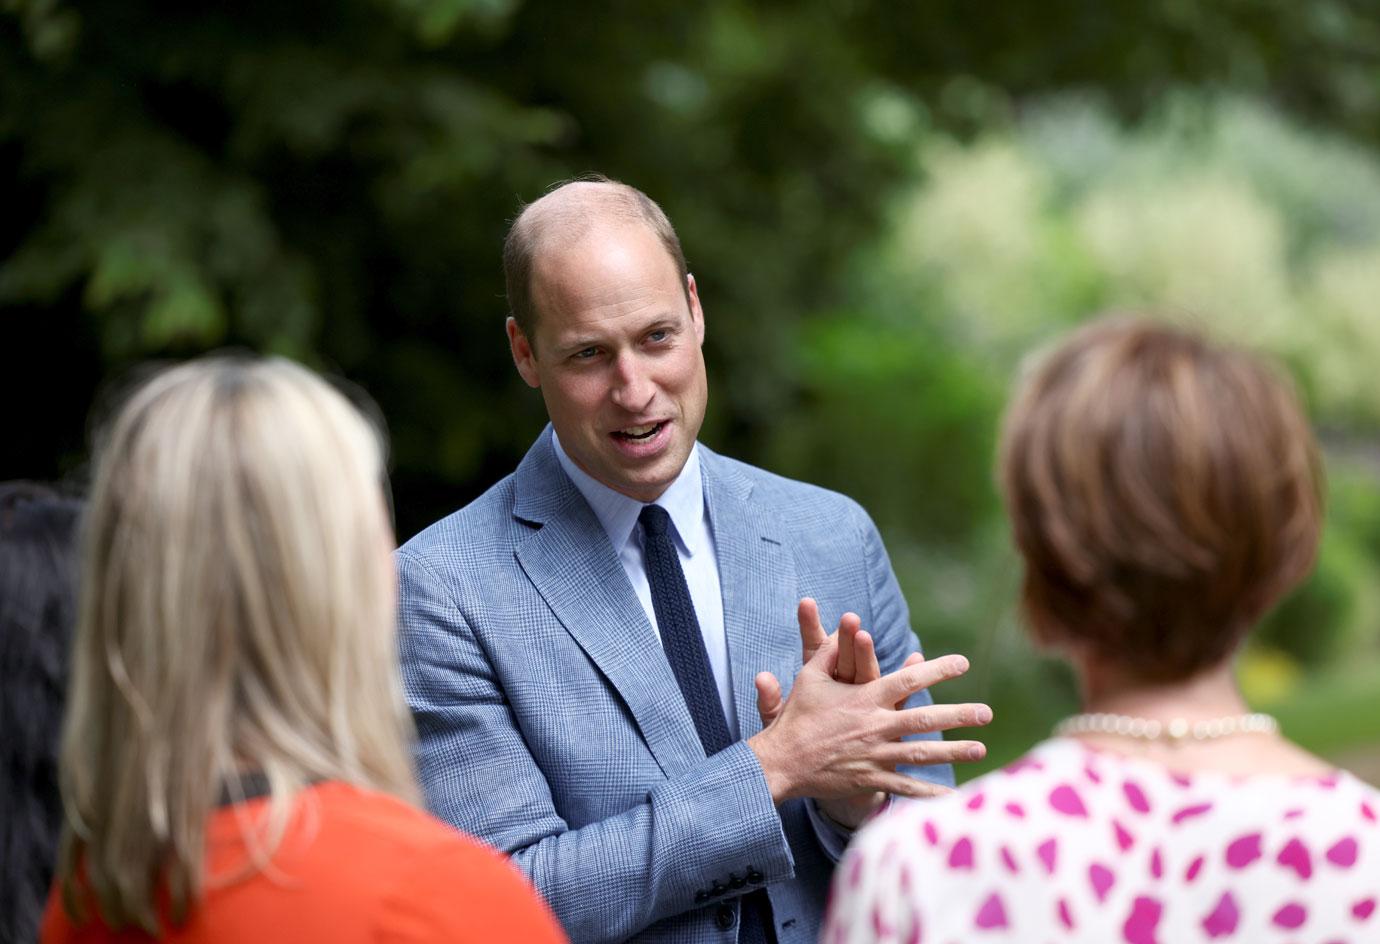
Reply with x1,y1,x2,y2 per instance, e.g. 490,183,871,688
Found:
397,179,990,942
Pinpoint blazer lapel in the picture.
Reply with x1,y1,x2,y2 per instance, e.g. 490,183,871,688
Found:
511,429,707,777
702,447,801,741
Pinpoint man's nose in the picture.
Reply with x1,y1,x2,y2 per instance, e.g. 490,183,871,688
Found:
610,353,655,412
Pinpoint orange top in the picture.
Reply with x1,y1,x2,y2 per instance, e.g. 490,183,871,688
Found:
41,782,567,944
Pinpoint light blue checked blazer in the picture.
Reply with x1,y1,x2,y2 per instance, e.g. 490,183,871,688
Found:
397,428,952,943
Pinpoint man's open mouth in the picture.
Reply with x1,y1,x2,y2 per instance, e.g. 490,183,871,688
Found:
612,422,667,442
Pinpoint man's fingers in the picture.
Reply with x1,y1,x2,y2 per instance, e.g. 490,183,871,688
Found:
852,629,882,685
886,702,993,737
804,626,839,675
797,598,827,663
835,613,861,682
868,653,971,706
874,738,989,767
754,672,783,726
867,772,957,801
893,651,924,708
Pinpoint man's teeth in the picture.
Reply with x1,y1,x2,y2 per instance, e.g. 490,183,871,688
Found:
619,423,660,439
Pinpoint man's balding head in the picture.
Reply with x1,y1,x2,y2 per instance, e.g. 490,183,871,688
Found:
503,177,690,343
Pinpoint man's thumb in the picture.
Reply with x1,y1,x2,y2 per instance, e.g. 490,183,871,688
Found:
755,671,783,726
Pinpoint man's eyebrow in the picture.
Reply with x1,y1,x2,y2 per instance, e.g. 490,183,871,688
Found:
554,334,602,353
554,316,680,352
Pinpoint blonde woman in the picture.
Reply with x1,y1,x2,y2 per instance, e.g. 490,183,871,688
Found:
42,358,566,943
824,318,1379,943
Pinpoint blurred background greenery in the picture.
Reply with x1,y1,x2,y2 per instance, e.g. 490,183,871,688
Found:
4,0,1379,781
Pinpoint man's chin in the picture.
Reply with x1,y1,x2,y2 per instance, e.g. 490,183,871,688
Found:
604,460,682,503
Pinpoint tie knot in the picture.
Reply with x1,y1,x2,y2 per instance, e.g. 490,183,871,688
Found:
639,503,672,538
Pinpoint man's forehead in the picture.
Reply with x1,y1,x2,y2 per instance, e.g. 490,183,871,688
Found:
531,224,680,302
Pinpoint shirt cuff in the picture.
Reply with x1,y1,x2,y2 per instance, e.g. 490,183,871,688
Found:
806,796,894,861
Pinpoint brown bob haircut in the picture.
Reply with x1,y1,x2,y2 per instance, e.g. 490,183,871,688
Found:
998,316,1323,683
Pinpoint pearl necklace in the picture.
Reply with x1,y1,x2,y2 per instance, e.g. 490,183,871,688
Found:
1054,711,1278,743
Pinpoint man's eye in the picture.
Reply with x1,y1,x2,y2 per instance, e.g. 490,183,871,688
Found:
647,330,669,343
572,347,599,360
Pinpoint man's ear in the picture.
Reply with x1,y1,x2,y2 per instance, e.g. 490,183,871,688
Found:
687,274,705,346
507,317,541,388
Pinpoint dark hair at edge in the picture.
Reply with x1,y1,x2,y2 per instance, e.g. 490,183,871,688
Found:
0,481,84,944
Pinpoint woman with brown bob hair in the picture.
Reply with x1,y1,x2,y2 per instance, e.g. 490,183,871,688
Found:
42,358,565,943
826,317,1378,943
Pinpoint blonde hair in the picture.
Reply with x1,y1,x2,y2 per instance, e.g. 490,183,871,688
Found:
57,357,419,932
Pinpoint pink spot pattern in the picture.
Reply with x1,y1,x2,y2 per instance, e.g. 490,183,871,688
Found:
821,739,1380,944
848,853,864,888
1123,895,1162,944
1276,837,1312,879
1050,784,1088,817
1172,802,1214,825
974,892,1007,929
871,904,892,937
1272,902,1307,929
1326,836,1358,868
948,837,974,870
1123,780,1151,814
1201,891,1239,937
1088,862,1115,903
1224,833,1262,869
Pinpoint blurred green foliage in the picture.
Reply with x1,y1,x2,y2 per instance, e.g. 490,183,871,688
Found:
4,0,1380,771
796,96,1380,772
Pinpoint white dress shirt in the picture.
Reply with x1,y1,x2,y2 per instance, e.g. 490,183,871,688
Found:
552,433,738,737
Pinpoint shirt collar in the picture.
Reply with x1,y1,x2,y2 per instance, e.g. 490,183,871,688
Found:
552,431,706,556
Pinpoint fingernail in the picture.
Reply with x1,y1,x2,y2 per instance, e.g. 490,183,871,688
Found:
968,744,985,761
975,705,993,724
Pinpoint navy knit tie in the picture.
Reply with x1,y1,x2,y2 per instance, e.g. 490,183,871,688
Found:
639,504,774,944
640,504,732,754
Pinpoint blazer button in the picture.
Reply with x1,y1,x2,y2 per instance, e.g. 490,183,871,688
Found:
710,881,727,898
714,904,736,931
729,872,746,889
695,890,709,904
746,867,764,885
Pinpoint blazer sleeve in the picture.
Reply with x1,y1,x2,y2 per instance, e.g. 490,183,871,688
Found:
854,502,955,790
396,550,797,943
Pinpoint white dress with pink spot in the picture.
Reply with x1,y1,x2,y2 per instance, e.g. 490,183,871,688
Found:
824,738,1380,944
